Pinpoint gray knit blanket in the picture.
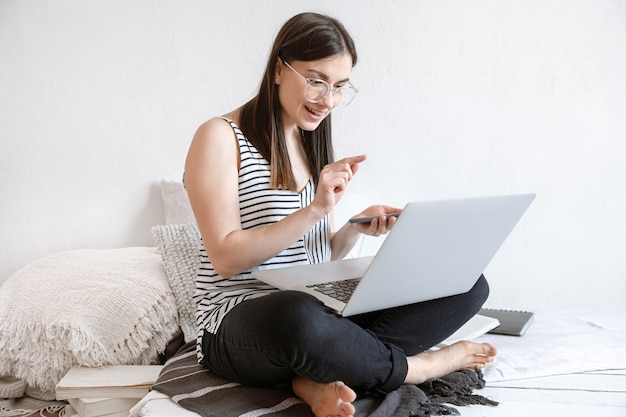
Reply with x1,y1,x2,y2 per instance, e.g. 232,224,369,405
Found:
151,341,498,417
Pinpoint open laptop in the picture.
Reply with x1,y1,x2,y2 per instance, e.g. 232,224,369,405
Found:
252,193,535,317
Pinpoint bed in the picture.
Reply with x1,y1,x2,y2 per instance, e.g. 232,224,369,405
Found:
2,180,625,416
129,309,626,417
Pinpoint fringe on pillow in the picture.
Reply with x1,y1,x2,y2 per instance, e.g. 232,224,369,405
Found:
0,292,179,393
0,401,66,417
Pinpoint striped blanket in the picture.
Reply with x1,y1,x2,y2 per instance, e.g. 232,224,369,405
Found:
151,342,497,417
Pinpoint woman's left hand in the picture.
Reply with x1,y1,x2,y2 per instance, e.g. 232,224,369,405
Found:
351,205,403,237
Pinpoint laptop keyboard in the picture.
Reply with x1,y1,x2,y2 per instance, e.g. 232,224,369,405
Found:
306,279,360,303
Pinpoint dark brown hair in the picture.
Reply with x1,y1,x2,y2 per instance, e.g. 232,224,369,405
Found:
239,12,357,190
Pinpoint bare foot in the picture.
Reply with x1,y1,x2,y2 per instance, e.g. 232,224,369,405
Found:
405,340,497,384
292,376,357,417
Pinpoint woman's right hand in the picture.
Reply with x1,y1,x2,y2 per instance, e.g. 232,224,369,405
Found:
312,155,367,215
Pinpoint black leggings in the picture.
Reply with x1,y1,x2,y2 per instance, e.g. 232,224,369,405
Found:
202,275,489,394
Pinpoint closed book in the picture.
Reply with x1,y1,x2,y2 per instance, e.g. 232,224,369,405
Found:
68,410,129,417
438,314,500,347
68,409,130,417
479,308,535,336
68,397,140,417
55,365,162,401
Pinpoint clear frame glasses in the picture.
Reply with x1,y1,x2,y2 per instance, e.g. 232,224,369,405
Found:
281,59,359,107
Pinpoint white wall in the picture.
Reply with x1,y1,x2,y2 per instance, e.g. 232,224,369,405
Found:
1,0,625,312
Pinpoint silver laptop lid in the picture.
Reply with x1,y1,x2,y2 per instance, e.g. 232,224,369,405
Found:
341,193,535,316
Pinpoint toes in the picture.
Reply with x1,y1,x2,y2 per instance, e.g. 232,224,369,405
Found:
340,402,356,416
482,342,498,355
336,381,357,402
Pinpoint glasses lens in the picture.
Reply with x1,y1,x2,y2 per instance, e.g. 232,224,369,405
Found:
304,80,358,107
337,86,356,107
304,80,329,103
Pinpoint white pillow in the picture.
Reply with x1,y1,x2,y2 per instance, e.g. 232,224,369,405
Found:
0,247,180,394
160,179,196,225
151,223,201,344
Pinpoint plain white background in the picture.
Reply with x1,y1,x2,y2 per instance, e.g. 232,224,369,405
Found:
1,0,625,313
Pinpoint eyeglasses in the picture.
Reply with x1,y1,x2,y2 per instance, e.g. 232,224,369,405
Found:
281,59,359,107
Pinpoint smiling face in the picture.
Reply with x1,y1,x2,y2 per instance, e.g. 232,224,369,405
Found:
275,53,354,132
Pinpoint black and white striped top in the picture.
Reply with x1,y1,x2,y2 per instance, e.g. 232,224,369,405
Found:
195,119,331,359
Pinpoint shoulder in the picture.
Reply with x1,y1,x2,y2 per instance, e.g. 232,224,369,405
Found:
193,108,244,141
192,112,240,147
195,117,233,140
187,118,242,175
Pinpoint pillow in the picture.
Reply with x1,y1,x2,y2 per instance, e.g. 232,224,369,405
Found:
160,179,196,225
0,247,180,394
151,223,201,344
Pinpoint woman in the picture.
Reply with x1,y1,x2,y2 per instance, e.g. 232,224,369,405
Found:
184,12,496,417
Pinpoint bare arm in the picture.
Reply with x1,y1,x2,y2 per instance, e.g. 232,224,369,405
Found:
184,118,367,277
184,118,328,278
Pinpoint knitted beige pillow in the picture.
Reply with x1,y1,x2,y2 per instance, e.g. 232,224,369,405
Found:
0,247,179,393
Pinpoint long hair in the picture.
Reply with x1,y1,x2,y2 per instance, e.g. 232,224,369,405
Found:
239,12,357,190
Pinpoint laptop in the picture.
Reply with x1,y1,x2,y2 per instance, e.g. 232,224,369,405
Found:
252,193,535,317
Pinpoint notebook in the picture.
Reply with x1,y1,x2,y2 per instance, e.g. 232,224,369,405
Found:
479,308,535,336
252,193,535,317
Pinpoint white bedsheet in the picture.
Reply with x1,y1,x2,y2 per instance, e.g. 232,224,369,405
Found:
480,309,626,382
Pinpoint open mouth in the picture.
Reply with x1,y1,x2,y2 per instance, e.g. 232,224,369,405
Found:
305,105,324,118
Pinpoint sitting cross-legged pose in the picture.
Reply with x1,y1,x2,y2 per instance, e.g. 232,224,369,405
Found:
184,12,497,417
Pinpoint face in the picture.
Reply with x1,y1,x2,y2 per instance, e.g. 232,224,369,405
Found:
275,53,353,132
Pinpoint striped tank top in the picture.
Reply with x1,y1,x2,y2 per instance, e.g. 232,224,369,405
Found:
195,119,331,358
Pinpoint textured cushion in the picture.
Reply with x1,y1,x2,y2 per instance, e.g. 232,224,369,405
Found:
152,224,201,343
0,247,180,393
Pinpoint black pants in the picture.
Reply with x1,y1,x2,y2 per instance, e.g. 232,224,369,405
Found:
202,275,489,394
